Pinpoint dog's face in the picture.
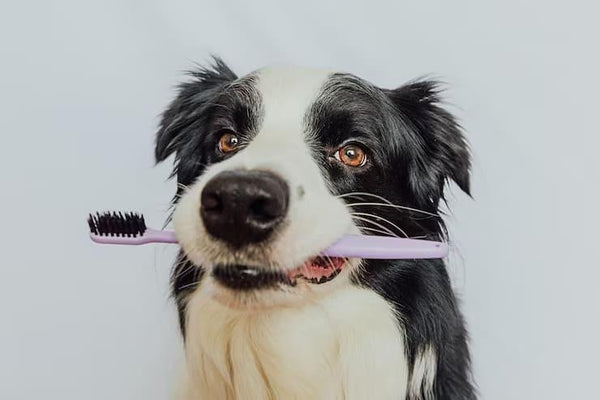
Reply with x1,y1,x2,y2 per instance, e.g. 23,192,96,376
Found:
156,60,469,309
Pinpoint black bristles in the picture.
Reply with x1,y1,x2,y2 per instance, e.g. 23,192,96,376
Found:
87,211,147,237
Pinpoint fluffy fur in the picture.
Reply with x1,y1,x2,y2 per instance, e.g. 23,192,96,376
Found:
156,58,475,399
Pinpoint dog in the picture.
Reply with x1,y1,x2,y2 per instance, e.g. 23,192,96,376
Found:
155,58,475,399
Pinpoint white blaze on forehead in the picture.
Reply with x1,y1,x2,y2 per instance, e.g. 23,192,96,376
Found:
254,65,332,141
247,66,350,266
216,65,335,182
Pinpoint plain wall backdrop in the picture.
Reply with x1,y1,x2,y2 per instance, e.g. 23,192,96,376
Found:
1,0,599,399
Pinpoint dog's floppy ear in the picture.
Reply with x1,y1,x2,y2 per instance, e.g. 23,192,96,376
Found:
387,80,471,206
155,57,237,163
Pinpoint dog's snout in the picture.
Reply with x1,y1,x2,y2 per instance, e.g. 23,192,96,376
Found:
200,170,289,248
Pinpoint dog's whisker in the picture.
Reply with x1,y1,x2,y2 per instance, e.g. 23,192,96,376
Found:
357,226,400,237
177,182,190,192
351,215,405,238
351,212,409,238
322,255,334,270
338,191,438,218
177,281,201,292
172,259,197,283
344,201,439,218
337,191,395,205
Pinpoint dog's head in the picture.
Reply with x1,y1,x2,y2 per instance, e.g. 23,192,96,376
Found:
156,59,469,309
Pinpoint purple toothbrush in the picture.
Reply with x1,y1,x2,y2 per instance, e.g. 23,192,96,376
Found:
88,212,448,259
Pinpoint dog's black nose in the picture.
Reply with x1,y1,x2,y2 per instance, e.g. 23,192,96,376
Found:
200,170,289,248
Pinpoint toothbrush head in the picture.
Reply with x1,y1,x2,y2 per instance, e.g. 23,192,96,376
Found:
88,212,147,238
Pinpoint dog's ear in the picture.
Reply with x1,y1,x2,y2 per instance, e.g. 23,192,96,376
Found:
387,80,471,207
155,57,237,163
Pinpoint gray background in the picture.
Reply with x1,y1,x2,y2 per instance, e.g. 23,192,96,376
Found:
1,0,598,398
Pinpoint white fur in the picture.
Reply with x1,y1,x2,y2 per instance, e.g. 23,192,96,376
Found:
171,66,410,399
178,283,408,400
409,344,437,400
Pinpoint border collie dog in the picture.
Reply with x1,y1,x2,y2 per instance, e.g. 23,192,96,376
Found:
155,58,475,400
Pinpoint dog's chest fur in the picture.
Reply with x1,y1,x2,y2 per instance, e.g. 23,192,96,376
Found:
178,285,408,400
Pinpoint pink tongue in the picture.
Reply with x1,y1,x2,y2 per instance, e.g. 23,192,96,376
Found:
296,257,345,279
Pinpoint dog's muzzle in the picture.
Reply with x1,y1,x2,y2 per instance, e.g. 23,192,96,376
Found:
199,169,349,292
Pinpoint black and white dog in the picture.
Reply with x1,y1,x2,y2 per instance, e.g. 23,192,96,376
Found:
155,58,475,399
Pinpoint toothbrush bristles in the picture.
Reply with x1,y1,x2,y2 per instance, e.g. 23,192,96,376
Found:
87,211,147,237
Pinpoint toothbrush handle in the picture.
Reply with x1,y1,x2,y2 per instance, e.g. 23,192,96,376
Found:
322,235,448,259
89,229,177,245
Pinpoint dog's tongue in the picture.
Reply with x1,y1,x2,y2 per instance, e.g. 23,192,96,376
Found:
289,256,346,280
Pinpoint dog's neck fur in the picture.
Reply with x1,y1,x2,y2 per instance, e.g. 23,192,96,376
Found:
177,282,408,400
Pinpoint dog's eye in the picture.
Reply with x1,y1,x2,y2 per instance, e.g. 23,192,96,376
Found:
218,132,240,154
335,144,367,167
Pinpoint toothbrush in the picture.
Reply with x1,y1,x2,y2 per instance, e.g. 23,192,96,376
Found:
88,211,449,259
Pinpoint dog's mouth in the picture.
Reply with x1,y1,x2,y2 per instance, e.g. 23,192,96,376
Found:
212,256,347,291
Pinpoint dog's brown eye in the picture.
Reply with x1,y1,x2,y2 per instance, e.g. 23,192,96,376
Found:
336,144,367,167
218,132,239,153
